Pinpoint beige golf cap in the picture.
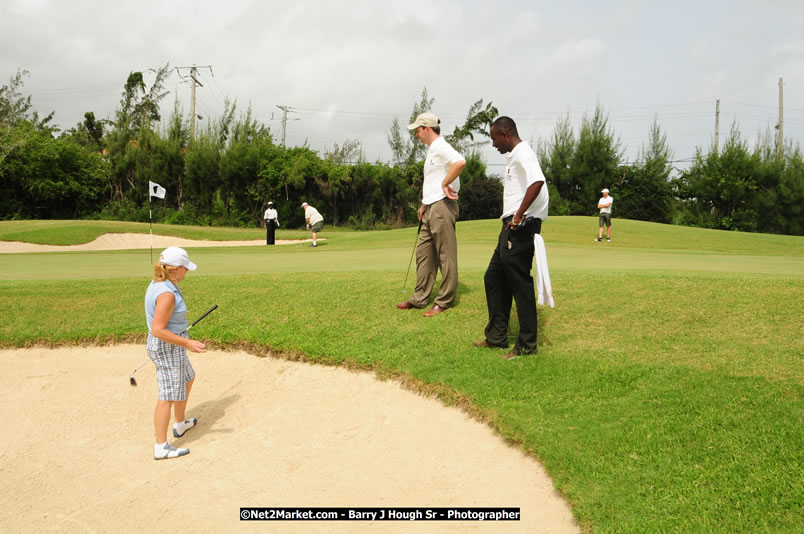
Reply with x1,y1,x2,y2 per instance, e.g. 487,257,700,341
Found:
159,246,197,271
601,188,610,193
408,112,440,130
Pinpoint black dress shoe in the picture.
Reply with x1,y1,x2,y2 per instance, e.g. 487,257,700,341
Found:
500,349,537,360
474,340,508,349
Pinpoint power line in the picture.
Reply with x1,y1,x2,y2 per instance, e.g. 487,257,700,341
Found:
195,71,228,109
175,64,212,140
207,68,231,103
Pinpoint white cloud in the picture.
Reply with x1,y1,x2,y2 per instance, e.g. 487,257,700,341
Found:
7,0,52,15
2,0,803,163
770,41,804,56
550,39,608,65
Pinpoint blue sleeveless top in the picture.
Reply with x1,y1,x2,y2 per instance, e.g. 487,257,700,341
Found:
144,280,188,334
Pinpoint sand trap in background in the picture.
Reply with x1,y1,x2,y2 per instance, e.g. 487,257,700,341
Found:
0,345,579,533
0,233,321,253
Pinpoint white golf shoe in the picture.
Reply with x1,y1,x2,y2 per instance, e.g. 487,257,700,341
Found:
173,417,197,438
154,442,190,460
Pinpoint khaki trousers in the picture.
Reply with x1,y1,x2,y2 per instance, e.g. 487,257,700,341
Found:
410,199,459,308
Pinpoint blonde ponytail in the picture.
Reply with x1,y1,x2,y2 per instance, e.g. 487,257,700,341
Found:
153,263,179,282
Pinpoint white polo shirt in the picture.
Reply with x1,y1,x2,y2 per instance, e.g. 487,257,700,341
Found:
422,136,464,205
264,208,278,221
304,205,323,225
598,196,613,214
502,141,549,221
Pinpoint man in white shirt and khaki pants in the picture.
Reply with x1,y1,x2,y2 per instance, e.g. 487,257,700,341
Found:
396,112,465,318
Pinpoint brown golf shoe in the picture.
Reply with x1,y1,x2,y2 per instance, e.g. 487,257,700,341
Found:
396,301,415,310
423,304,447,317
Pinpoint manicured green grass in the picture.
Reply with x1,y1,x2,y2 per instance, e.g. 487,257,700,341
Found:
0,219,314,244
2,219,802,533
3,216,803,255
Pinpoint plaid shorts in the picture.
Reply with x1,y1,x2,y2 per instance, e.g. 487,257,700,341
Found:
147,333,195,401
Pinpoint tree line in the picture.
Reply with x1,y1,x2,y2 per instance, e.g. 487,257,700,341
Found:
1,67,801,235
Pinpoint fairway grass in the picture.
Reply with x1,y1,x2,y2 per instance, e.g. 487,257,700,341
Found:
3,216,803,255
2,218,803,533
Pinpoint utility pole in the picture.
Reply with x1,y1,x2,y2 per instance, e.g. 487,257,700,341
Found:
714,99,720,154
190,66,199,140
273,105,299,146
175,64,212,141
271,105,300,200
777,77,784,156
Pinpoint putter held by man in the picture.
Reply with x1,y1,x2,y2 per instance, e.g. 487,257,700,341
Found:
402,219,423,290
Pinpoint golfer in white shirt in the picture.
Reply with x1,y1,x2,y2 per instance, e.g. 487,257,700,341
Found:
302,202,324,247
396,112,465,318
595,189,613,242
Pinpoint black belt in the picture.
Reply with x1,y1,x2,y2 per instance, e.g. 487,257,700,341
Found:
502,215,540,226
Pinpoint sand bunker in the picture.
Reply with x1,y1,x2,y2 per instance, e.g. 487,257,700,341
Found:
1,234,578,532
0,233,318,253
0,345,579,533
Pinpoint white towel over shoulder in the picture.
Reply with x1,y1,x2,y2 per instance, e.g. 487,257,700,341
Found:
533,234,554,308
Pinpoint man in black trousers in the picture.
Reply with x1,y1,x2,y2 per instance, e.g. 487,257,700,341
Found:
475,116,549,359
264,201,279,245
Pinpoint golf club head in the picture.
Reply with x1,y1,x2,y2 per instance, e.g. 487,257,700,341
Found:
129,375,137,387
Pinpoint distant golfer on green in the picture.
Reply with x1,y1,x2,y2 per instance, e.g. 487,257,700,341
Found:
145,247,206,460
595,188,613,242
302,202,323,247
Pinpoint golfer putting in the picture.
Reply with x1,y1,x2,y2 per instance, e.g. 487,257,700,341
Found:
144,247,206,459
301,201,324,247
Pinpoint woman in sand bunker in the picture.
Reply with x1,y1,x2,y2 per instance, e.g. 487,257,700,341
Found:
144,247,206,459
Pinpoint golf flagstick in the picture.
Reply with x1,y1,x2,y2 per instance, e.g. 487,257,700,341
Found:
129,304,219,386
148,181,167,264
402,219,423,290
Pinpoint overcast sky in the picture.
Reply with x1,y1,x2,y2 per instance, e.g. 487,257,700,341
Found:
3,0,803,172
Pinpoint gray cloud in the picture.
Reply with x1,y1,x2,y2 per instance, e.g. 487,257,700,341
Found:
2,0,802,168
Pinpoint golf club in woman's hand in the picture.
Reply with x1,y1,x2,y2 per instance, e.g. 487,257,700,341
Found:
129,304,218,386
